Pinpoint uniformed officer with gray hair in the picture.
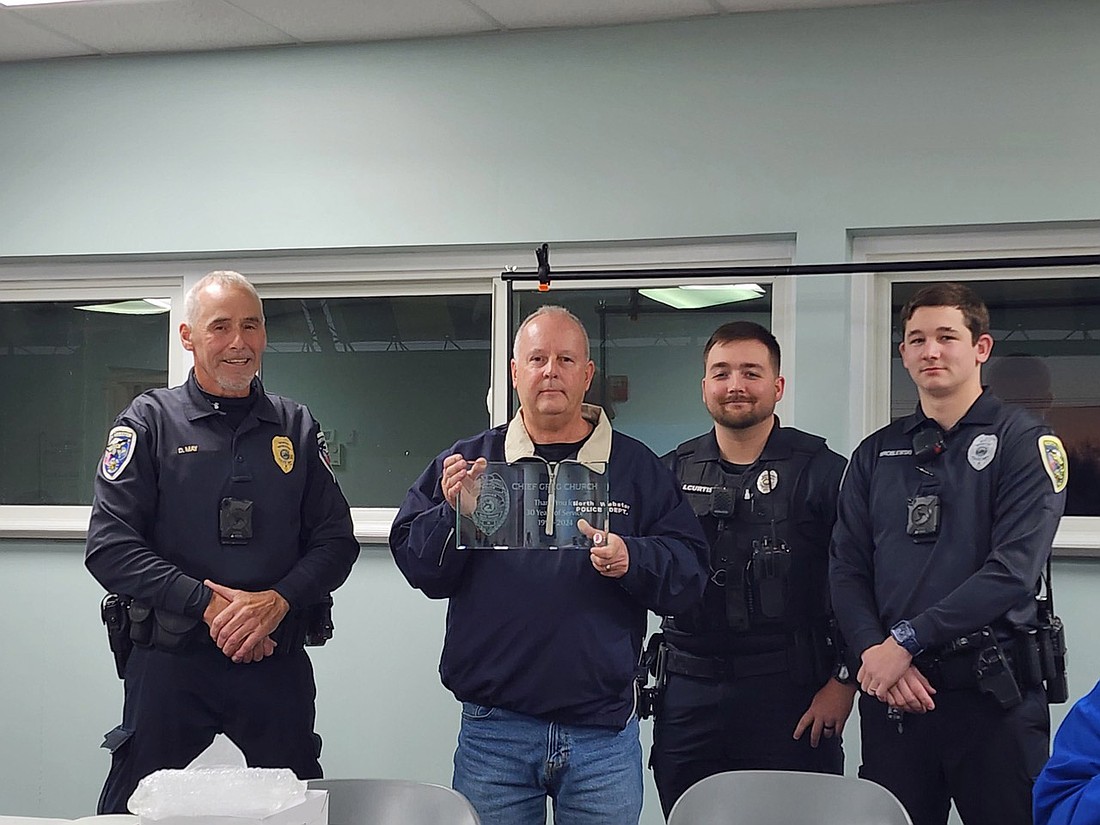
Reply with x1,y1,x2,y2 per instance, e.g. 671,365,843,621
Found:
86,271,359,813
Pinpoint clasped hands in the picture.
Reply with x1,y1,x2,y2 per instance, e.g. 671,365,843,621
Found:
202,579,289,665
858,636,937,714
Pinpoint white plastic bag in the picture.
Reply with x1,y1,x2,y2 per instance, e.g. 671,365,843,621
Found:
127,737,306,819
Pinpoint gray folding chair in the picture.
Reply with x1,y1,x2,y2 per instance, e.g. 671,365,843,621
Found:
667,770,913,825
307,778,481,825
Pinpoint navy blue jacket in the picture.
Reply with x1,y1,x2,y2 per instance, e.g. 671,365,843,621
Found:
830,390,1066,657
86,371,359,620
389,405,709,728
1034,679,1100,825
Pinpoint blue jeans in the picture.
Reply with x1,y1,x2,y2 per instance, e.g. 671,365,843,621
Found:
453,703,643,825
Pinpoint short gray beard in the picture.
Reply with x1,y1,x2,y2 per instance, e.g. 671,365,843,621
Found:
216,373,255,394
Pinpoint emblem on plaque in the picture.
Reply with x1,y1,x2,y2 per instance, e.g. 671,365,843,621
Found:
472,472,510,535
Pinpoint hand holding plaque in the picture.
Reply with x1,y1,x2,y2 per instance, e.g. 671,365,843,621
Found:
579,518,629,578
441,454,488,516
456,460,610,549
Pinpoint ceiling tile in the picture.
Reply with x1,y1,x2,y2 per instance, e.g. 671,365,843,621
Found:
712,0,917,10
470,0,716,29
0,9,98,61
226,0,498,42
12,0,296,55
0,0,929,63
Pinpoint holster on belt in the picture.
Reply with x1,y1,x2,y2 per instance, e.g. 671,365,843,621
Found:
101,594,133,679
917,626,1031,710
637,633,668,720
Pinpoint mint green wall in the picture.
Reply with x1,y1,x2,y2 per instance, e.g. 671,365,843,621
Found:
4,0,1097,447
1,0,1096,259
2,1,1099,822
0,543,459,816
3,546,1097,822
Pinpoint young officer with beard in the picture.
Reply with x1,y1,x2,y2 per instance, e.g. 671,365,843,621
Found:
831,282,1067,825
651,321,854,817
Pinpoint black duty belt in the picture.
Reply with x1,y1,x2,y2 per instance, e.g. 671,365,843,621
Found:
129,602,310,657
916,634,1042,692
664,646,790,681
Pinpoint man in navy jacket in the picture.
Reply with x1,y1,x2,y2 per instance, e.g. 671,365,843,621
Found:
390,305,708,825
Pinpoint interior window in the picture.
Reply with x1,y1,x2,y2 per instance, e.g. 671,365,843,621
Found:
891,278,1100,517
513,285,773,457
0,299,169,505
261,294,493,507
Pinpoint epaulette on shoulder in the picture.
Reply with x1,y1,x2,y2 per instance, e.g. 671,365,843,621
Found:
783,428,828,457
674,433,710,460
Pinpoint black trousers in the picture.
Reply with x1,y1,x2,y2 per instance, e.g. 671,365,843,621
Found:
858,688,1049,825
97,643,322,814
650,669,844,818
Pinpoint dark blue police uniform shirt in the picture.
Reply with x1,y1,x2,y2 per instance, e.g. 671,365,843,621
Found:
86,370,359,620
830,390,1066,658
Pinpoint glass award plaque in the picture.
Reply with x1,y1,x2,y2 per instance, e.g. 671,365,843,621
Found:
456,461,610,549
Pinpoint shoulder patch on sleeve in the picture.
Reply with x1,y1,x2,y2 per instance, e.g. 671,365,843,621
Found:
102,426,137,481
1038,435,1068,494
317,431,337,482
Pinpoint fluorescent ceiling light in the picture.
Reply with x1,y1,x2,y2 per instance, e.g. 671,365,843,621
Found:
76,299,172,315
639,284,765,310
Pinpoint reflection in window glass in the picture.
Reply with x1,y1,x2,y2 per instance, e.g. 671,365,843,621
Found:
514,286,773,457
891,278,1100,517
261,295,492,507
0,301,169,505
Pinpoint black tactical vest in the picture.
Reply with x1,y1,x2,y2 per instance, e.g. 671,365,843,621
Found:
662,427,834,658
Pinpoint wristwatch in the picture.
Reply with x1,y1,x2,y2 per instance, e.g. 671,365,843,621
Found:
890,620,923,656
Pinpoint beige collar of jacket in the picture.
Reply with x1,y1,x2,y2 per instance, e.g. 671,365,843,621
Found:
503,403,611,472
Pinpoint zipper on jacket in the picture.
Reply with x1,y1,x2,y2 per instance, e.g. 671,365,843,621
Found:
519,456,600,538
544,458,595,536
544,461,559,536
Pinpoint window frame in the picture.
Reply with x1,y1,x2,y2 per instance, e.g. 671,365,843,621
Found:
0,235,794,542
850,224,1100,556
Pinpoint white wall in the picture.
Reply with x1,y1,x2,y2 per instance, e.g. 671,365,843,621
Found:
2,1,1100,822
